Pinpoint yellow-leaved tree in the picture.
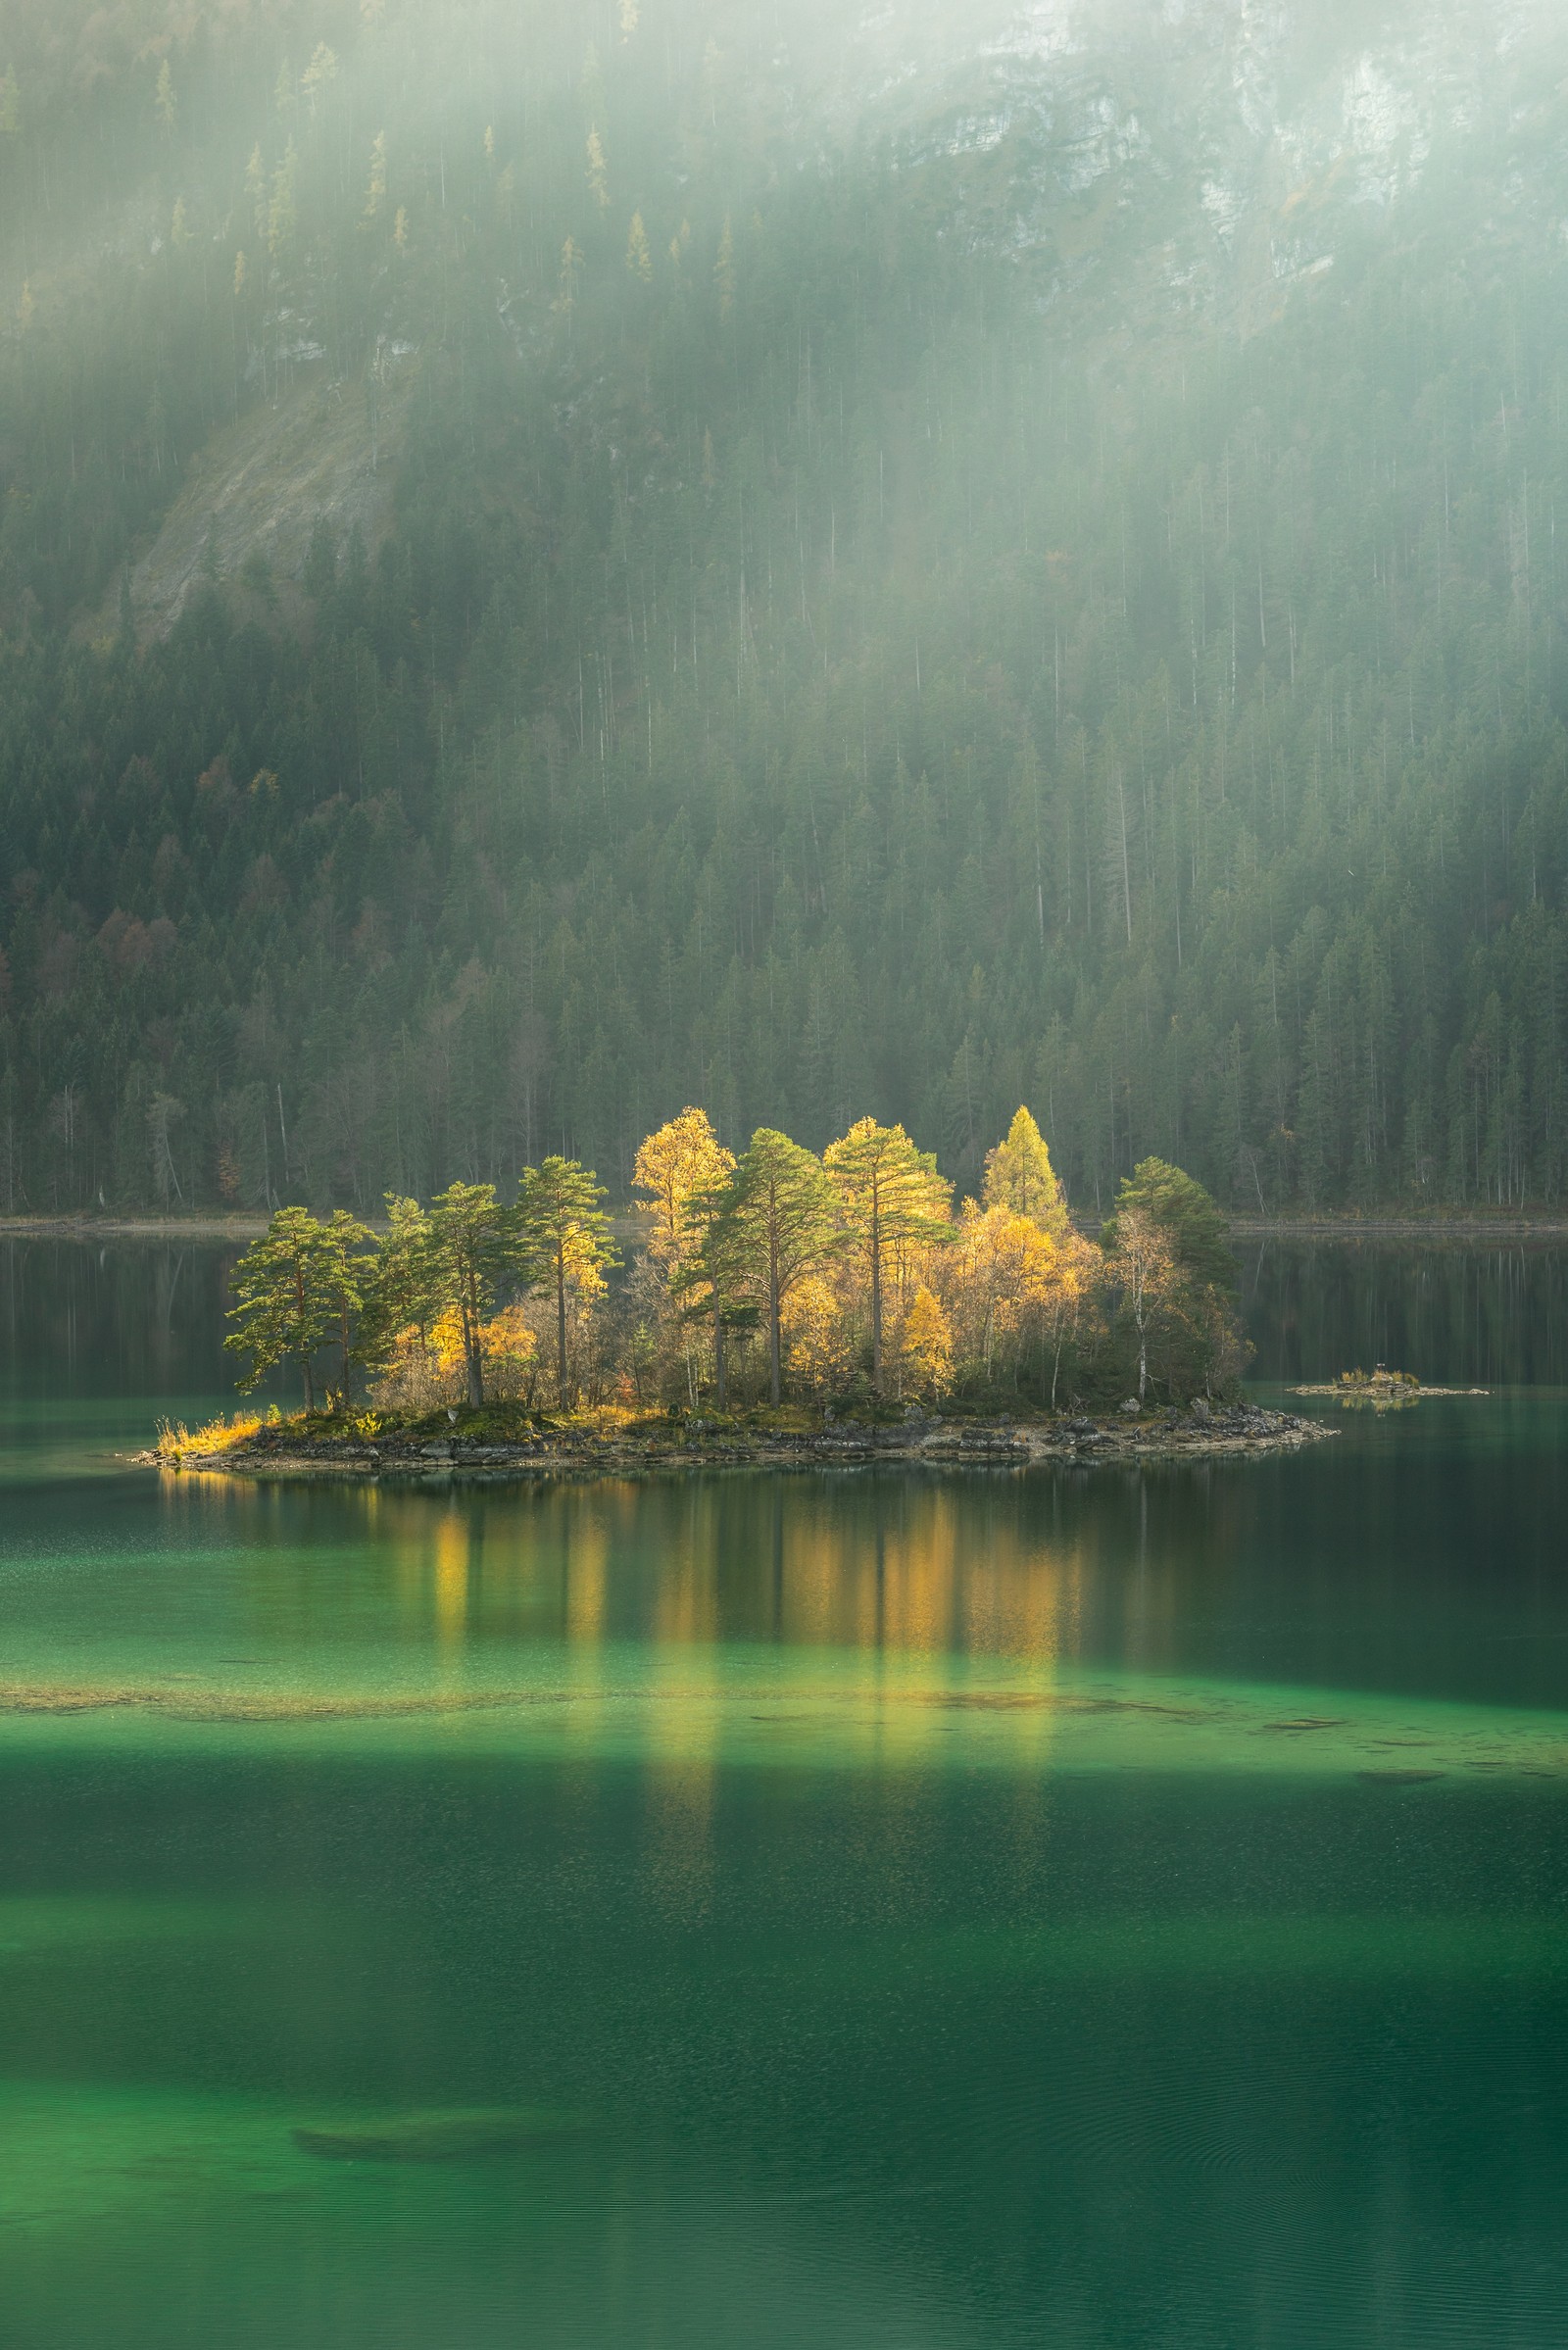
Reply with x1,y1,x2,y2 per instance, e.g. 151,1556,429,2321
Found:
943,1201,1058,1385
983,1106,1070,1241
632,1106,734,1403
896,1285,954,1401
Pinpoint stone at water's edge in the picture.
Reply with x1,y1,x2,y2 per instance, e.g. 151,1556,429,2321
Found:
145,1403,1333,1483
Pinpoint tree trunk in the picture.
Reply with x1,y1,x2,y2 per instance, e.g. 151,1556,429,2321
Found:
713,1294,727,1406
869,1202,883,1390
466,1332,484,1408
301,1354,316,1411
767,1241,782,1404
556,1248,568,1407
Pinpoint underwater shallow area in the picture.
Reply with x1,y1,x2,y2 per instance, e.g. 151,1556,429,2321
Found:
2,1239,1567,2347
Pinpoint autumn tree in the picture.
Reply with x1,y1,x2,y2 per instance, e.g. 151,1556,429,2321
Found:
1040,1226,1103,1408
943,1199,1059,1385
428,1182,517,1407
824,1117,951,1389
710,1129,842,1403
983,1107,1070,1241
632,1106,734,1401
517,1156,618,1407
897,1284,954,1400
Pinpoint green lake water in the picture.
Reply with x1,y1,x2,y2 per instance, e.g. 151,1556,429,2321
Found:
2,1240,1567,2347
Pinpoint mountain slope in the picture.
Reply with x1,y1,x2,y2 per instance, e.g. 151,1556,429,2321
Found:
3,0,1568,1214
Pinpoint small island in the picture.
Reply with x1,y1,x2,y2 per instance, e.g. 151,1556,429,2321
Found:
150,1394,1330,1483
1290,1368,1491,1410
148,1108,1335,1483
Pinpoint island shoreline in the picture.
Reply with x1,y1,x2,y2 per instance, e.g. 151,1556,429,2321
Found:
142,1404,1336,1486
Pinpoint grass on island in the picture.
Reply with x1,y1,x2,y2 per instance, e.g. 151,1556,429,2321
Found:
154,1384,1247,1467
157,1396,842,1460
155,1410,266,1466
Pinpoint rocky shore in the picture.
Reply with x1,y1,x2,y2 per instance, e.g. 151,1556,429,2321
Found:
151,1399,1334,1485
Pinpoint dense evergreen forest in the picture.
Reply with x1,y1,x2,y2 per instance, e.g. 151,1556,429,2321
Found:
3,0,1568,1214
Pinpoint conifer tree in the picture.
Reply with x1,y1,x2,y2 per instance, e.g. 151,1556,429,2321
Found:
364,131,387,221
244,144,267,239
268,142,299,259
1103,1159,1234,1296
824,1117,951,1389
586,129,609,212
983,1107,1069,1241
710,1130,842,1403
224,1207,336,1408
714,214,736,315
517,1157,617,1407
361,1195,442,1368
428,1182,516,1408
301,44,338,117
318,1209,377,1405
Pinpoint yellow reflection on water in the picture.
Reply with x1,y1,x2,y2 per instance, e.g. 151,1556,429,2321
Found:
564,1507,611,1647
433,1509,470,1656
640,1495,721,1919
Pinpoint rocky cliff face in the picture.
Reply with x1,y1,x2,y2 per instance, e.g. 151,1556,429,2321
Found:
823,0,1568,331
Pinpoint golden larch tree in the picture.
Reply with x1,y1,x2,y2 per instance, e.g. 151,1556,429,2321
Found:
983,1106,1069,1240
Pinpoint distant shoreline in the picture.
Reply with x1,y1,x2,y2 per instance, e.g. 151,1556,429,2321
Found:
4,1212,1568,1245
0,1216,271,1240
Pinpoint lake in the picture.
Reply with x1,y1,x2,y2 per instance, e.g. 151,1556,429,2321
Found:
2,1237,1566,2348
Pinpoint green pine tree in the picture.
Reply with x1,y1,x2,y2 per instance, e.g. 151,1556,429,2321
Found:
516,1156,618,1407
223,1207,336,1408
710,1129,842,1403
428,1183,517,1407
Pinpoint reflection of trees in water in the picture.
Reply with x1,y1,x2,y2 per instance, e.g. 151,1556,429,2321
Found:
0,1238,262,1401
1242,1242,1568,1388
375,1469,1250,1680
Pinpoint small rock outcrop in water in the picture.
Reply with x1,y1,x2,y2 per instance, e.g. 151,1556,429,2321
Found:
1290,1368,1489,1408
293,2108,583,2162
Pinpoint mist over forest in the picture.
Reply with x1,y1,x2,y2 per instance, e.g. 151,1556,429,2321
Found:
3,0,1568,1216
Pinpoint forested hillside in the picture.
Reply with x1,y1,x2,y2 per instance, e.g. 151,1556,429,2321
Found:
4,0,1568,1214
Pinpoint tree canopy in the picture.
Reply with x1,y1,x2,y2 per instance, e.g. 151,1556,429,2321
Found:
222,1107,1245,1414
